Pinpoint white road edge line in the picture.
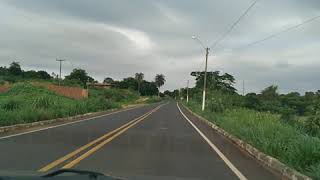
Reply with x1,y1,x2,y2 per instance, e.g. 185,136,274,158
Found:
0,106,141,140
176,103,247,180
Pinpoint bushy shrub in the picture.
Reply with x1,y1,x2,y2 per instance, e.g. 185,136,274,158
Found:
208,98,224,113
304,112,320,137
280,107,296,123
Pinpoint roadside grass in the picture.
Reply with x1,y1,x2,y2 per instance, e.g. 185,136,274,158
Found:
145,96,163,104
184,100,320,179
0,83,139,127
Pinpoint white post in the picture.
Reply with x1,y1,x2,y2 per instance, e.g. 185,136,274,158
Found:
202,47,209,111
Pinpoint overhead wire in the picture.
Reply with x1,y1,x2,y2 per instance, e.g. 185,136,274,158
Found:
239,14,320,49
209,0,259,49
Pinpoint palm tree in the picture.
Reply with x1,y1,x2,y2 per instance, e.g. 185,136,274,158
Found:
155,74,166,97
135,73,144,95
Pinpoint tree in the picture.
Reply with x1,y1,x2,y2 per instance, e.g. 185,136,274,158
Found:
135,73,144,95
23,70,38,79
8,61,22,76
280,92,305,115
37,70,51,79
244,93,260,109
103,77,114,84
140,81,158,96
65,68,94,87
261,85,279,100
257,85,282,113
22,70,51,80
155,74,166,97
51,72,58,79
116,77,138,90
191,71,236,94
164,90,172,97
0,66,8,76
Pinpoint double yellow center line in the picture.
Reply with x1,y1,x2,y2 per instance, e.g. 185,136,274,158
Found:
38,104,164,172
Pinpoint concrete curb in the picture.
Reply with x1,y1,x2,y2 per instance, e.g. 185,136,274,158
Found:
181,104,312,180
0,104,144,135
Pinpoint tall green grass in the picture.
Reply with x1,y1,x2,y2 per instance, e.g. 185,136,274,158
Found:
145,96,163,104
0,83,138,126
185,100,320,179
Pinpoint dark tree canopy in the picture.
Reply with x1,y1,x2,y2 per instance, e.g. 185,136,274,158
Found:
191,71,236,94
36,70,51,79
0,66,8,76
155,74,166,96
113,75,158,96
135,72,144,94
103,77,114,84
155,74,166,88
65,68,95,86
116,77,138,90
140,81,158,96
8,62,22,76
260,85,279,100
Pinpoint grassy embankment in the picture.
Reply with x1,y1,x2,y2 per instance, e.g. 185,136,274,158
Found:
184,100,320,179
0,83,141,127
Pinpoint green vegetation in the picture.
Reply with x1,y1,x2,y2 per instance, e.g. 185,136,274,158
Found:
0,62,166,97
0,62,166,127
155,74,166,97
0,83,139,127
145,96,163,104
65,68,95,87
177,70,320,179
185,100,320,179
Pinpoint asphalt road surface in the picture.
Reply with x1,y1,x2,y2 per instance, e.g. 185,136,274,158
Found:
0,102,280,180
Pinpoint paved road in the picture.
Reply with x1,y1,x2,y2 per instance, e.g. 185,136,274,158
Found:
0,102,279,179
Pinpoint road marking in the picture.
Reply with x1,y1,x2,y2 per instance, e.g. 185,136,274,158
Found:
0,106,142,140
62,104,164,169
38,104,165,172
38,105,161,172
177,103,247,180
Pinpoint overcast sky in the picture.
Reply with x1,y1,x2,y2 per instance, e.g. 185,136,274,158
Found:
0,0,319,94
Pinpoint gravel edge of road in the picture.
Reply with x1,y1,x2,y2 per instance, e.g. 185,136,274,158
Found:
181,103,312,180
0,103,146,136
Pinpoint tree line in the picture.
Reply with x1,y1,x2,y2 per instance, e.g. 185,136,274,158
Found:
168,70,320,136
103,73,165,96
0,62,165,96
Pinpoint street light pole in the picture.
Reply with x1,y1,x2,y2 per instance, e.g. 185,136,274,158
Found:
187,80,189,103
202,47,209,111
192,35,210,111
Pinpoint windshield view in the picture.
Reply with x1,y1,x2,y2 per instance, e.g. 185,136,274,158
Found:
0,0,320,180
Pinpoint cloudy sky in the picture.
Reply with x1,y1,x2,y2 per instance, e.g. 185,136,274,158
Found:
0,0,319,94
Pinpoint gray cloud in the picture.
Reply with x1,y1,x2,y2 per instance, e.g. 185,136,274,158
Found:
0,0,319,93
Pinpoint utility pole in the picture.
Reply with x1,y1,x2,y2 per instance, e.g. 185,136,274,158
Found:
187,80,189,103
191,36,209,111
242,80,245,96
56,59,65,86
202,47,209,111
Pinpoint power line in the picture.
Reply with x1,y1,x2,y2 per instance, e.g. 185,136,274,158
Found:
239,14,320,48
209,0,259,49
